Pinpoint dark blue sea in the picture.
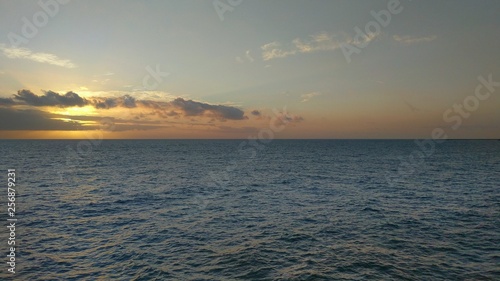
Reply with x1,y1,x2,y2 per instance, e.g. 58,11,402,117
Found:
0,140,499,280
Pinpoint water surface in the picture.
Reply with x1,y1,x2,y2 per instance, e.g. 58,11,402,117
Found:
0,140,498,280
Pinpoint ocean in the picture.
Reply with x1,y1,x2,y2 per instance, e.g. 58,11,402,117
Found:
0,140,499,280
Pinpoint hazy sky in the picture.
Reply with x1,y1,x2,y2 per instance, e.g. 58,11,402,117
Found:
0,0,499,139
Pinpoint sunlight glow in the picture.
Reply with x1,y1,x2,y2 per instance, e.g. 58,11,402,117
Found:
50,106,97,116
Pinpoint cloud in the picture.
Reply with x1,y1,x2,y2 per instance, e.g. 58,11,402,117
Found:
0,108,83,130
170,98,246,120
0,44,77,68
93,98,117,109
251,110,261,116
14,90,88,107
92,94,137,109
270,109,305,126
261,31,379,61
0,97,16,106
1,90,309,133
245,50,254,62
393,35,437,44
301,92,321,102
2,90,247,121
94,96,246,120
236,50,255,63
261,41,297,61
0,107,167,132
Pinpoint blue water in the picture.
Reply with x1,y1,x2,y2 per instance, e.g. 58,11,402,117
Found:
0,140,499,280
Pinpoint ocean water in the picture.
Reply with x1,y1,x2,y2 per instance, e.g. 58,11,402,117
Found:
0,140,499,280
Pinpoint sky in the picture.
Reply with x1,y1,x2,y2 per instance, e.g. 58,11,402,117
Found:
0,0,499,139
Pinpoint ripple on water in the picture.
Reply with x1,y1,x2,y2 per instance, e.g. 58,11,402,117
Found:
0,140,498,280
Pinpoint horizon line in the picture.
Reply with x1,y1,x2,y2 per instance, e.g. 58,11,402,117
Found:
0,138,499,141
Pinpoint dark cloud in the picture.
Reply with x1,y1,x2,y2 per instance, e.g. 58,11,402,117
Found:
14,90,88,107
3,90,247,121
3,90,135,109
122,95,136,108
170,98,245,120
171,98,205,116
0,108,84,130
0,108,166,131
93,98,117,109
0,97,15,106
251,110,261,116
89,96,245,120
92,94,137,109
